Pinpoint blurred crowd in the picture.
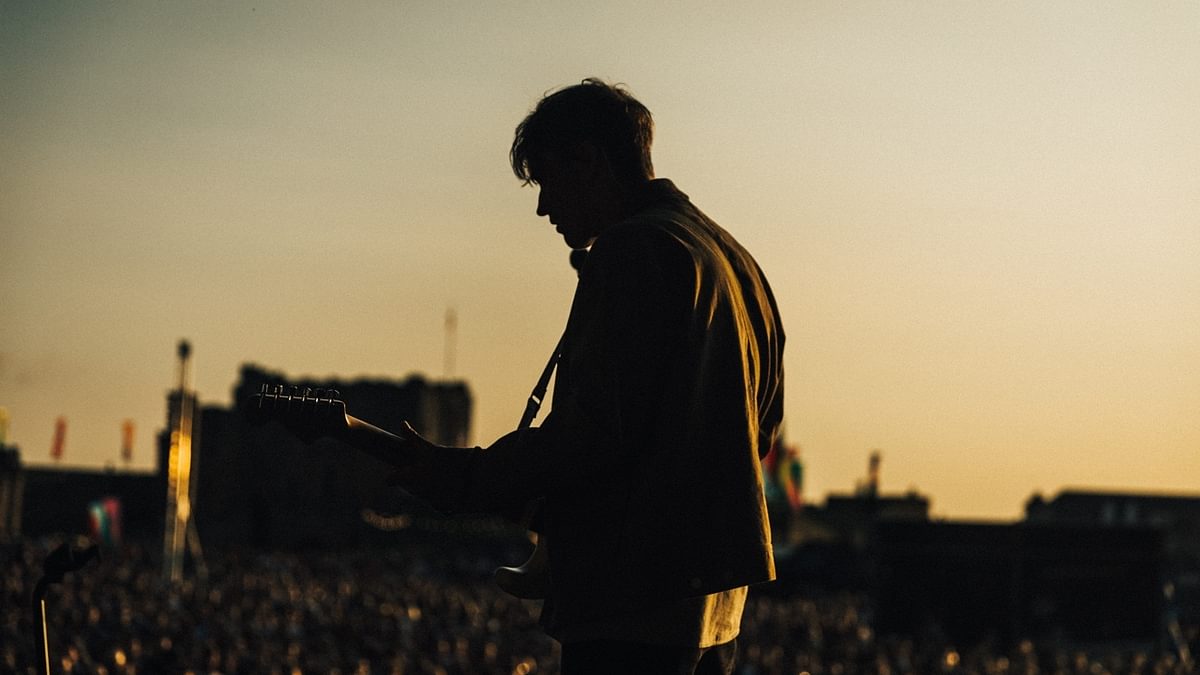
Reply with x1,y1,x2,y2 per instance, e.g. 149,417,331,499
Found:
2,535,1194,675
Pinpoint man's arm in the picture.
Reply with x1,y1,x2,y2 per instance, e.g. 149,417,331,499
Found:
385,225,687,515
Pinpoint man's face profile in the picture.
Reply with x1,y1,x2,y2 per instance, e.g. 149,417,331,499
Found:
532,148,604,251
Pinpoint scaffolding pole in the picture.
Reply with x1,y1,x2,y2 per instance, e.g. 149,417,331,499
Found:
162,340,203,584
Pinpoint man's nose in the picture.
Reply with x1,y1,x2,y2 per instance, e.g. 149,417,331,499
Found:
536,189,549,217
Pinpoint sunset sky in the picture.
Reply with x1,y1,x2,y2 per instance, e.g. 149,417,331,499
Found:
2,1,1197,520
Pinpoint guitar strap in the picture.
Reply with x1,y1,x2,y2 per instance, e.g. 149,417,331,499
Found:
518,331,564,431
510,251,586,538
518,249,586,432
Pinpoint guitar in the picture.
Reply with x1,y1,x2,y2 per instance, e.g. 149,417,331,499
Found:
245,383,551,599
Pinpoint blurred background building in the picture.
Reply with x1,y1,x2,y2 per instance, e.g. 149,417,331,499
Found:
764,453,1187,649
14,363,472,551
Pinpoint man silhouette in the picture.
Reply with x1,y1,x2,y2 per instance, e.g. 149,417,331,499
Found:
379,79,786,674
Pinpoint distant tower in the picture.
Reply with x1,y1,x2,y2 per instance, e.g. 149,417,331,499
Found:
162,340,205,583
867,450,881,498
443,307,458,379
855,449,882,498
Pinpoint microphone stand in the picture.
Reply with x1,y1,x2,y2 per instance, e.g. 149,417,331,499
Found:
32,541,100,675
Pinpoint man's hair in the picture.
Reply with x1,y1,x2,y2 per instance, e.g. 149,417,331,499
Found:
510,78,654,186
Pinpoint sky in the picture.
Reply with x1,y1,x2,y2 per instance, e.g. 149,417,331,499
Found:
2,1,1197,521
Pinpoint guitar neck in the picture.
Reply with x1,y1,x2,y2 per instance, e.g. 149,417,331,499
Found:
341,415,412,469
245,385,416,468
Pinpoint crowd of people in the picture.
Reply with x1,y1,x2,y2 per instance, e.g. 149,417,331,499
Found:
2,534,1194,674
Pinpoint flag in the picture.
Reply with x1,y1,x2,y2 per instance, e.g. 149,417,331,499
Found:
121,419,135,462
776,444,804,510
51,417,67,460
761,438,784,504
88,497,122,547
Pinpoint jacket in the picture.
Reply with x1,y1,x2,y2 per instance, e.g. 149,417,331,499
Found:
408,179,784,627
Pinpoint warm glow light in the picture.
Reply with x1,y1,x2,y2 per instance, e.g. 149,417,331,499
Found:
164,389,196,583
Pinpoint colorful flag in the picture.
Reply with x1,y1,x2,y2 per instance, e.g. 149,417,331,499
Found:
121,419,135,462
761,439,784,504
51,417,67,460
776,444,804,510
88,497,122,547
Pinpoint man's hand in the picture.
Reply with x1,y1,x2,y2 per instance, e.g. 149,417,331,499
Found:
396,421,437,448
385,421,440,487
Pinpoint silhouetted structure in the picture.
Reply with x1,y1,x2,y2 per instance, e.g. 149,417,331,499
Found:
1027,489,1200,626
771,488,931,594
1,443,24,540
162,339,201,583
20,465,161,541
775,485,1170,650
18,365,472,553
817,491,930,547
873,521,1164,648
187,365,473,550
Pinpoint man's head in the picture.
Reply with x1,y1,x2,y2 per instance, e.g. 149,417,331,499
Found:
511,79,655,249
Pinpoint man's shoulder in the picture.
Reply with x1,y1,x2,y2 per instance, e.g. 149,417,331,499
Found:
590,179,759,280
603,190,712,255
592,198,686,252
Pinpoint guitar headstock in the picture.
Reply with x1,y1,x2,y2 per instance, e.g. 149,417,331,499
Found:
244,384,349,440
